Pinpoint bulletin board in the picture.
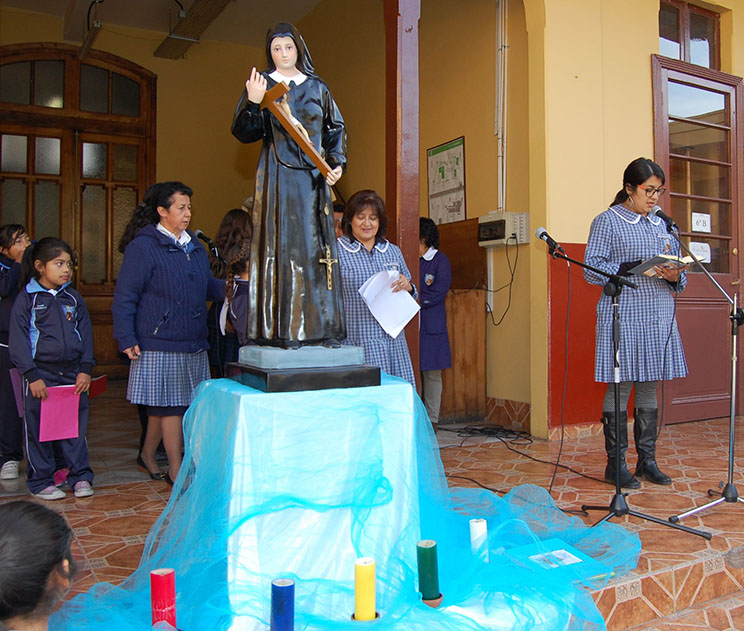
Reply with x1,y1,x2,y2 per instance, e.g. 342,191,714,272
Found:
427,136,466,224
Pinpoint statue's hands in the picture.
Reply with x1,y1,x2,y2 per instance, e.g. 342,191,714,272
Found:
326,166,343,187
246,67,267,104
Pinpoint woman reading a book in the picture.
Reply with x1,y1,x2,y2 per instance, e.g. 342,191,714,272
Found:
584,157,688,489
337,190,417,386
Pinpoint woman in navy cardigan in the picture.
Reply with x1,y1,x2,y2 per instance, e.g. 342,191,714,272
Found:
112,182,225,484
419,218,452,428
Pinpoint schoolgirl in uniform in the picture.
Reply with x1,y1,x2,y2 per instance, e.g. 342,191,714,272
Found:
9,238,95,500
0,224,30,481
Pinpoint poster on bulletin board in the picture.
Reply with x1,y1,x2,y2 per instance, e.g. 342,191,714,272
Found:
427,136,466,225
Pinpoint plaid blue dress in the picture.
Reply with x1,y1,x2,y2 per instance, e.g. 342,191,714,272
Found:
584,204,688,383
337,236,416,385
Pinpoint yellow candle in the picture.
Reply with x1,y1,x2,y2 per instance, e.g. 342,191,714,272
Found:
354,557,376,621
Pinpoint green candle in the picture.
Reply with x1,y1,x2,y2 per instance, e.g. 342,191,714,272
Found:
416,540,440,600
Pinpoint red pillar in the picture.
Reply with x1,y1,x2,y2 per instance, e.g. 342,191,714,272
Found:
384,0,421,385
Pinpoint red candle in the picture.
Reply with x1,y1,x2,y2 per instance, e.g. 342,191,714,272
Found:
150,568,176,627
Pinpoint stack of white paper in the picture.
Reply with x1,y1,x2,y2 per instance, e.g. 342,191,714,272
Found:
358,270,420,338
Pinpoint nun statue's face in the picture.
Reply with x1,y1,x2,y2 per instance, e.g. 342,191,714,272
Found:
270,36,298,75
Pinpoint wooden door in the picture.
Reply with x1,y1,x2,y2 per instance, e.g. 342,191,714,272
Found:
653,56,744,423
0,45,156,377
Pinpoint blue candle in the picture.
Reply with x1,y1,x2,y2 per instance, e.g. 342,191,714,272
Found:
270,578,294,631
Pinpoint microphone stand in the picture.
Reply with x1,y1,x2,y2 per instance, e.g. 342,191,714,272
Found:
541,244,710,539
661,223,744,524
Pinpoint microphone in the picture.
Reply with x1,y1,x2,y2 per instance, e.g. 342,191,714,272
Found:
534,227,565,253
194,229,219,257
652,206,678,231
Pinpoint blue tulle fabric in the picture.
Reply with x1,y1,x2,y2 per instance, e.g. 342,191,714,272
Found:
53,374,640,630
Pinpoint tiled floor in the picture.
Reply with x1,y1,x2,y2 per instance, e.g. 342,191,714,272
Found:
3,379,744,628
438,417,744,630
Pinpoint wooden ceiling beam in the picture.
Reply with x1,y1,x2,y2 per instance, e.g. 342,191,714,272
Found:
153,0,233,59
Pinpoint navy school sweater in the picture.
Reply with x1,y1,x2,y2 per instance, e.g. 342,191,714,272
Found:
112,225,226,354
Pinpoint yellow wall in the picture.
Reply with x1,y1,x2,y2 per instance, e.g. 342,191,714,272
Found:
297,0,386,202
417,0,532,404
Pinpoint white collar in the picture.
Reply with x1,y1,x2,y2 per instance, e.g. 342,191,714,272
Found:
338,236,390,253
157,223,191,246
269,70,307,86
422,246,437,261
609,204,663,227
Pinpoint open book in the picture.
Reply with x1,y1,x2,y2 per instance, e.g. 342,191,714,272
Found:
629,254,694,277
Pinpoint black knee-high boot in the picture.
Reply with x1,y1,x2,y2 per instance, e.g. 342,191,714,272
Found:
633,408,672,485
603,411,640,489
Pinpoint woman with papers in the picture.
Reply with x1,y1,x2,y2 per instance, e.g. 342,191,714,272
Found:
337,190,417,386
584,157,687,489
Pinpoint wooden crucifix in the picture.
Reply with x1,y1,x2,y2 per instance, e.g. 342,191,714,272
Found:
260,82,337,290
260,82,332,179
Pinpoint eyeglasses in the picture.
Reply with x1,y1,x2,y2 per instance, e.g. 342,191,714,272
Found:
636,185,667,198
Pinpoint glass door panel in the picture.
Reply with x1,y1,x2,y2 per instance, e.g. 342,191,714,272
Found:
666,78,733,278
35,137,61,175
1,135,28,172
113,186,137,275
0,179,26,225
670,197,731,235
81,185,107,284
668,82,726,122
34,181,60,238
669,158,730,199
679,235,729,273
669,119,728,162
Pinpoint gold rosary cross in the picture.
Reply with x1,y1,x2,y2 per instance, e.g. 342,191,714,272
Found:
318,245,338,290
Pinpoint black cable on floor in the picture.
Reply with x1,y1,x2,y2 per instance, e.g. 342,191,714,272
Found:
439,425,608,486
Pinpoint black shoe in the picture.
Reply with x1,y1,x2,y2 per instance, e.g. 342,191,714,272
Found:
605,462,640,489
281,340,301,350
633,408,672,485
636,459,672,485
165,472,174,486
137,453,166,481
322,338,341,349
602,411,640,489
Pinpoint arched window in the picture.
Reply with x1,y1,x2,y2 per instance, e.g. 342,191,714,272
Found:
0,43,156,373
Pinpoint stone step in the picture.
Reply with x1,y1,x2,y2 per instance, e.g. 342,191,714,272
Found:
627,592,744,630
592,547,744,630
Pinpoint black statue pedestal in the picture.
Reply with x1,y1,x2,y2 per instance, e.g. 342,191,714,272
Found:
227,345,380,393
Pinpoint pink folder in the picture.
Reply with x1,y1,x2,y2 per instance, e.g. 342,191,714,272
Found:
39,386,80,442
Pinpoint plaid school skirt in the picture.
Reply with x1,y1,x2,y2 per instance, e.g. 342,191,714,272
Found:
127,350,210,407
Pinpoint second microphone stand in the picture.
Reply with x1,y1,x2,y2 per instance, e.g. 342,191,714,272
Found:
663,222,744,524
543,245,710,539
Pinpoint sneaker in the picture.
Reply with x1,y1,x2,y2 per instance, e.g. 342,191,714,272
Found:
0,461,19,480
53,468,69,487
34,485,66,501
73,481,94,498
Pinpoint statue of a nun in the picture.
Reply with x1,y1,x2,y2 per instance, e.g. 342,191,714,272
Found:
231,22,347,348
